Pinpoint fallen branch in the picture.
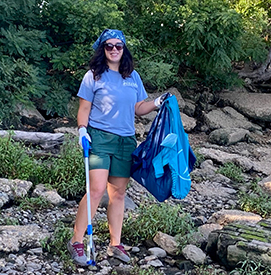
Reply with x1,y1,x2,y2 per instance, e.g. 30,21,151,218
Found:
0,130,64,149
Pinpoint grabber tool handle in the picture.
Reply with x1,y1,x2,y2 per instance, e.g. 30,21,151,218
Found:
82,136,91,157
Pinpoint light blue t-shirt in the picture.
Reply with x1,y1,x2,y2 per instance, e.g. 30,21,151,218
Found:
77,69,148,136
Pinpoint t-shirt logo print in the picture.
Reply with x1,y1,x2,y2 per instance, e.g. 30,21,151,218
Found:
123,80,138,88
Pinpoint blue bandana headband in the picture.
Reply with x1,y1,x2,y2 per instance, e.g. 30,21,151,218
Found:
92,29,126,50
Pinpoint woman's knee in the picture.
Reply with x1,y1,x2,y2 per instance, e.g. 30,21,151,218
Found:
107,183,127,201
89,169,108,199
112,189,126,201
90,185,106,200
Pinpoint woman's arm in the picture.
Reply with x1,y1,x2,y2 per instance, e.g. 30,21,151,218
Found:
135,100,157,116
77,98,92,127
135,93,168,116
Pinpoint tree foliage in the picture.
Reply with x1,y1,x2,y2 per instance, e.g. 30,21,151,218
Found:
0,0,270,127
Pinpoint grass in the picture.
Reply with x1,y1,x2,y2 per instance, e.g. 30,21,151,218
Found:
238,179,271,218
17,196,53,211
184,265,228,274
0,215,19,226
41,221,75,270
0,136,86,199
216,162,244,183
122,202,195,245
0,134,36,180
111,266,164,275
229,259,271,275
193,149,205,168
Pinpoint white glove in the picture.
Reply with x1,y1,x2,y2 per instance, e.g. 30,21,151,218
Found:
78,127,91,147
154,93,168,108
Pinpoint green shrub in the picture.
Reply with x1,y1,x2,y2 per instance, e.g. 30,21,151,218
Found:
38,138,85,199
0,22,49,128
122,203,194,244
0,135,36,180
41,221,75,270
43,80,70,117
217,162,244,183
17,197,53,211
0,135,86,199
1,0,270,122
0,216,19,226
136,58,178,91
179,0,244,80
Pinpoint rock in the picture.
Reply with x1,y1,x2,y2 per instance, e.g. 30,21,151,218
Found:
259,179,271,195
0,192,9,208
32,184,65,205
183,99,196,117
135,121,147,139
0,225,50,252
54,126,78,136
141,255,164,267
203,107,261,131
207,209,262,226
182,244,206,265
219,92,271,122
148,247,167,258
181,112,197,132
99,190,137,211
147,87,185,110
0,178,32,208
191,182,236,198
208,128,250,145
153,232,178,255
198,147,271,175
165,87,186,111
17,104,45,124
190,159,218,181
197,223,223,243
206,219,271,269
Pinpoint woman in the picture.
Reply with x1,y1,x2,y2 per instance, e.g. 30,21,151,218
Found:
67,29,165,266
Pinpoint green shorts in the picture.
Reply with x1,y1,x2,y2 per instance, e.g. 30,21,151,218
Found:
87,127,137,178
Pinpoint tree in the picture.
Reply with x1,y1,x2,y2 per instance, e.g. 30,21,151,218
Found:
0,0,270,128
0,0,49,127
0,0,126,127
232,0,271,83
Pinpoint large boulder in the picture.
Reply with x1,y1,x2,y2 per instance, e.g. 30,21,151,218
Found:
206,219,271,269
219,92,271,122
0,178,32,208
203,106,261,131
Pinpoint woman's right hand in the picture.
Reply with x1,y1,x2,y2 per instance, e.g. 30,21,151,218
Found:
154,93,169,108
78,127,92,147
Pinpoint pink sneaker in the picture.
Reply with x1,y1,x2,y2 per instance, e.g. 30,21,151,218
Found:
107,244,130,263
67,241,88,266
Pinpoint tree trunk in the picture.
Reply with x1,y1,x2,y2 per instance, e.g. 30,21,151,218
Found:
238,47,271,82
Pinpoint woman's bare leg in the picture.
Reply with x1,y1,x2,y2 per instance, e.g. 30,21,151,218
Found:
107,176,129,246
71,169,108,244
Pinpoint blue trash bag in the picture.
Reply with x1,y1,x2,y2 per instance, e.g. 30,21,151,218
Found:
131,93,196,202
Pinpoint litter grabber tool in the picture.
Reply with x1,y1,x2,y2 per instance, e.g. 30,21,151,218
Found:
82,136,96,266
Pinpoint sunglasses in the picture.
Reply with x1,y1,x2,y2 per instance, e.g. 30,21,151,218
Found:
104,42,124,51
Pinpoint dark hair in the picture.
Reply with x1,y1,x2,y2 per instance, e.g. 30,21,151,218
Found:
89,43,134,80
